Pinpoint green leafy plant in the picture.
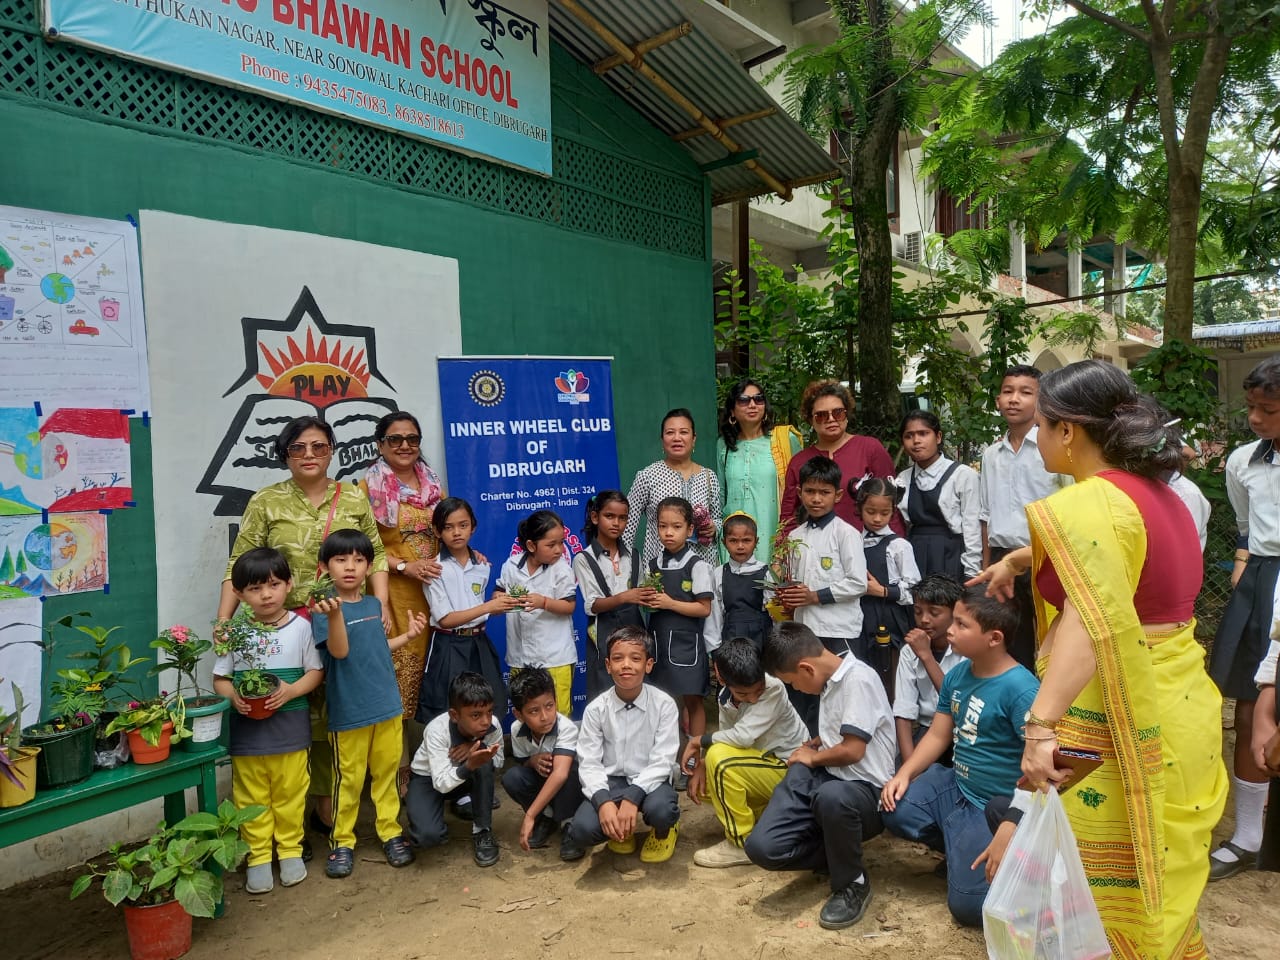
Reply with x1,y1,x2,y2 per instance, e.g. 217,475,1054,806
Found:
639,571,666,593
70,800,266,917
105,696,189,746
0,679,29,789
212,608,276,700
505,584,530,600
39,613,146,719
305,574,335,605
760,529,807,591
150,624,214,700
43,676,108,730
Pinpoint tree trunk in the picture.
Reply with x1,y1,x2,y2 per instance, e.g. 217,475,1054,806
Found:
1163,171,1201,343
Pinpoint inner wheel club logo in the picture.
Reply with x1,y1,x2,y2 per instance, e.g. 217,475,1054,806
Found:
555,368,590,404
469,370,505,407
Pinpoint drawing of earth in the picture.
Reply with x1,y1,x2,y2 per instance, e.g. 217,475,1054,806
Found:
40,273,75,304
22,522,76,571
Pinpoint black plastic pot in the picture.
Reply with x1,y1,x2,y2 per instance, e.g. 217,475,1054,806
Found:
21,721,96,788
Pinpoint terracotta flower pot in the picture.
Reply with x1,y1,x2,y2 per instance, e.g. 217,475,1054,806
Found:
122,899,192,960
127,721,174,765
0,746,40,808
240,674,281,721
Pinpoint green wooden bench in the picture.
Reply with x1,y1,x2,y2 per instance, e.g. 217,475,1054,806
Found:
0,747,227,849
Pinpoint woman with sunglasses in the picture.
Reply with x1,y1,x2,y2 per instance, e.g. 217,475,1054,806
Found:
218,414,390,843
715,378,802,563
779,380,903,535
358,412,447,794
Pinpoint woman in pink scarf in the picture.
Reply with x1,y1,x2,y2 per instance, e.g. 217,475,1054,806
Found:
360,411,444,791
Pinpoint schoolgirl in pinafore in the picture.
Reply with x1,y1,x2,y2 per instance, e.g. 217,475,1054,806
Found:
905,463,964,582
576,545,643,696
897,412,980,583
648,545,715,696
719,561,772,651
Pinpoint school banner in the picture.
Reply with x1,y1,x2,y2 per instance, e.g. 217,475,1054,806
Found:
437,357,618,715
44,0,552,175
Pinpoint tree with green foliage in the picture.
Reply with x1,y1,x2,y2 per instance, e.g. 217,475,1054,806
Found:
772,0,990,441
926,1,1280,343
0,548,13,583
0,245,12,283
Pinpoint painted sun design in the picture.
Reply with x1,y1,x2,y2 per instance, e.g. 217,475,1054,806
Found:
255,327,372,408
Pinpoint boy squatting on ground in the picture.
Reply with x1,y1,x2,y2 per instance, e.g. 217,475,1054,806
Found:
680,638,810,868
214,547,325,894
311,529,428,879
406,672,505,867
893,574,967,764
501,667,585,862
745,622,897,931
880,587,1039,927
567,625,682,863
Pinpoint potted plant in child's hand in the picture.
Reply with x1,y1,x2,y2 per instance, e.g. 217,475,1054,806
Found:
212,609,280,721
105,695,189,765
71,799,266,960
761,529,806,622
151,625,229,754
0,680,39,808
305,574,335,607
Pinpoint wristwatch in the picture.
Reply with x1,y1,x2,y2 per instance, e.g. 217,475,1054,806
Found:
396,561,408,573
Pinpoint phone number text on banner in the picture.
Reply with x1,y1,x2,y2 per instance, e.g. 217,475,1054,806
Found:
44,0,552,176
437,357,619,714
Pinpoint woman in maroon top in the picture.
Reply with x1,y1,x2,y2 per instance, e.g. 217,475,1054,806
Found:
780,379,904,534
971,360,1227,959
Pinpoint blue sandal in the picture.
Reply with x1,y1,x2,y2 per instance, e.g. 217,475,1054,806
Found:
383,835,415,868
325,846,354,879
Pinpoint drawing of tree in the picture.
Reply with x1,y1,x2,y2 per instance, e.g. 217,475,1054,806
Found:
0,244,12,283
0,547,13,581
15,551,27,575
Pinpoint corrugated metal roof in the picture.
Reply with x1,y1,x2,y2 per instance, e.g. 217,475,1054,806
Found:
549,0,840,205
1193,319,1280,339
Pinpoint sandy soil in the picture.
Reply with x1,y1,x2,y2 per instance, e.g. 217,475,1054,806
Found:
4,778,1276,960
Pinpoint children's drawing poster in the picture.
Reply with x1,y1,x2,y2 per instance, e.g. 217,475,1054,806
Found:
0,598,43,724
40,409,132,511
0,205,150,411
0,512,108,600
0,407,43,515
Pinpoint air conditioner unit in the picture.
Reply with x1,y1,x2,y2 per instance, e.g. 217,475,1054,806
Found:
902,231,924,263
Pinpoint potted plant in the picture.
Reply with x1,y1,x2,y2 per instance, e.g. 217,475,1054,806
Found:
20,674,108,788
151,625,228,754
0,680,39,808
212,609,279,721
105,696,189,765
71,799,266,960
761,530,806,622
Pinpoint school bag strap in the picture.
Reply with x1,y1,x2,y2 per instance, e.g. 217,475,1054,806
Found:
579,548,613,599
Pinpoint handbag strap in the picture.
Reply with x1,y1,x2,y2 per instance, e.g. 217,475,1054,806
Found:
315,483,342,578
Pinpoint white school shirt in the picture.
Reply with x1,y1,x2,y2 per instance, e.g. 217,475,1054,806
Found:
818,655,896,788
577,684,680,805
572,541,636,615
211,613,323,678
708,673,808,758
497,554,578,668
1255,639,1280,688
897,456,983,575
411,711,505,794
703,556,767,653
1226,439,1280,555
892,643,968,726
1168,472,1210,553
510,713,579,759
861,526,921,607
978,428,1069,549
788,512,867,640
426,551,492,629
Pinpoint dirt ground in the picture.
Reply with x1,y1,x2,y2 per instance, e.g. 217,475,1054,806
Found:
4,776,1277,960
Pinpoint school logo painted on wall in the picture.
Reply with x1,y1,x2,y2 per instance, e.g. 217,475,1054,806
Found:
468,370,505,407
197,286,397,516
820,556,834,571
555,369,590,405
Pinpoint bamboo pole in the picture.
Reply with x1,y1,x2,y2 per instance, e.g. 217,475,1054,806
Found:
593,22,692,74
553,0,795,201
672,107,777,142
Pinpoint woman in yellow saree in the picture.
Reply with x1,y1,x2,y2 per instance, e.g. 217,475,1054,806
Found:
977,361,1228,959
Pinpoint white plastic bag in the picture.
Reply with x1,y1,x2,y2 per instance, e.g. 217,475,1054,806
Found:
983,788,1111,960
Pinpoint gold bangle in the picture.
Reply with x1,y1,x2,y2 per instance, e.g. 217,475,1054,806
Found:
1235,553,1249,562
1023,733,1058,741
1025,710,1057,731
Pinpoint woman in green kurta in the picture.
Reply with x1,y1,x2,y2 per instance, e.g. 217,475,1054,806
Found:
218,416,389,842
715,378,801,563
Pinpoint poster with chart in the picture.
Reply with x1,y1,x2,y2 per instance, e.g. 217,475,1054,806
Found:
0,205,150,411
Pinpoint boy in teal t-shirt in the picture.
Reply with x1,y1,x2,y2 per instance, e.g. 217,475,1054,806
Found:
879,586,1038,928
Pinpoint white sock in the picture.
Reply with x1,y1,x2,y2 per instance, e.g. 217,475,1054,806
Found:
1212,777,1268,861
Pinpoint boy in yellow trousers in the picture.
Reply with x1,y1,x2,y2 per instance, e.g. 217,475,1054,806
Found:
681,637,809,867
312,529,427,879
214,547,325,893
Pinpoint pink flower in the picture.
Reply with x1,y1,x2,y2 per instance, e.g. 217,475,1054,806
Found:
128,701,140,709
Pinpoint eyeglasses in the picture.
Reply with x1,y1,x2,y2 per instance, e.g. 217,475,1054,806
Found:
286,441,332,458
383,434,422,449
736,394,767,406
812,408,848,423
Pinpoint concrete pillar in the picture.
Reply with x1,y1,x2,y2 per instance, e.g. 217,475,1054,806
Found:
1067,246,1082,300
1008,223,1026,297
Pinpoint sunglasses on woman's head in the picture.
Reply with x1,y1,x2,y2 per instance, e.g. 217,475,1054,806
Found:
286,441,332,458
736,394,766,406
813,408,847,423
383,434,422,449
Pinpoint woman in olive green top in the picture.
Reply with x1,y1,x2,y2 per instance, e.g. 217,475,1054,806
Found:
217,416,389,838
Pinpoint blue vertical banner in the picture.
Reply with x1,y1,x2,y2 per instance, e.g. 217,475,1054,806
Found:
437,357,618,716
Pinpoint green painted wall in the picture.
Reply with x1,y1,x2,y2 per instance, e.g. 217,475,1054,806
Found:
1,9,715,703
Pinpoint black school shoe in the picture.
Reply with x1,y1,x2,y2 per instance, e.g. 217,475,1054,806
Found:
819,878,872,930
527,815,557,849
473,829,500,867
559,829,585,862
